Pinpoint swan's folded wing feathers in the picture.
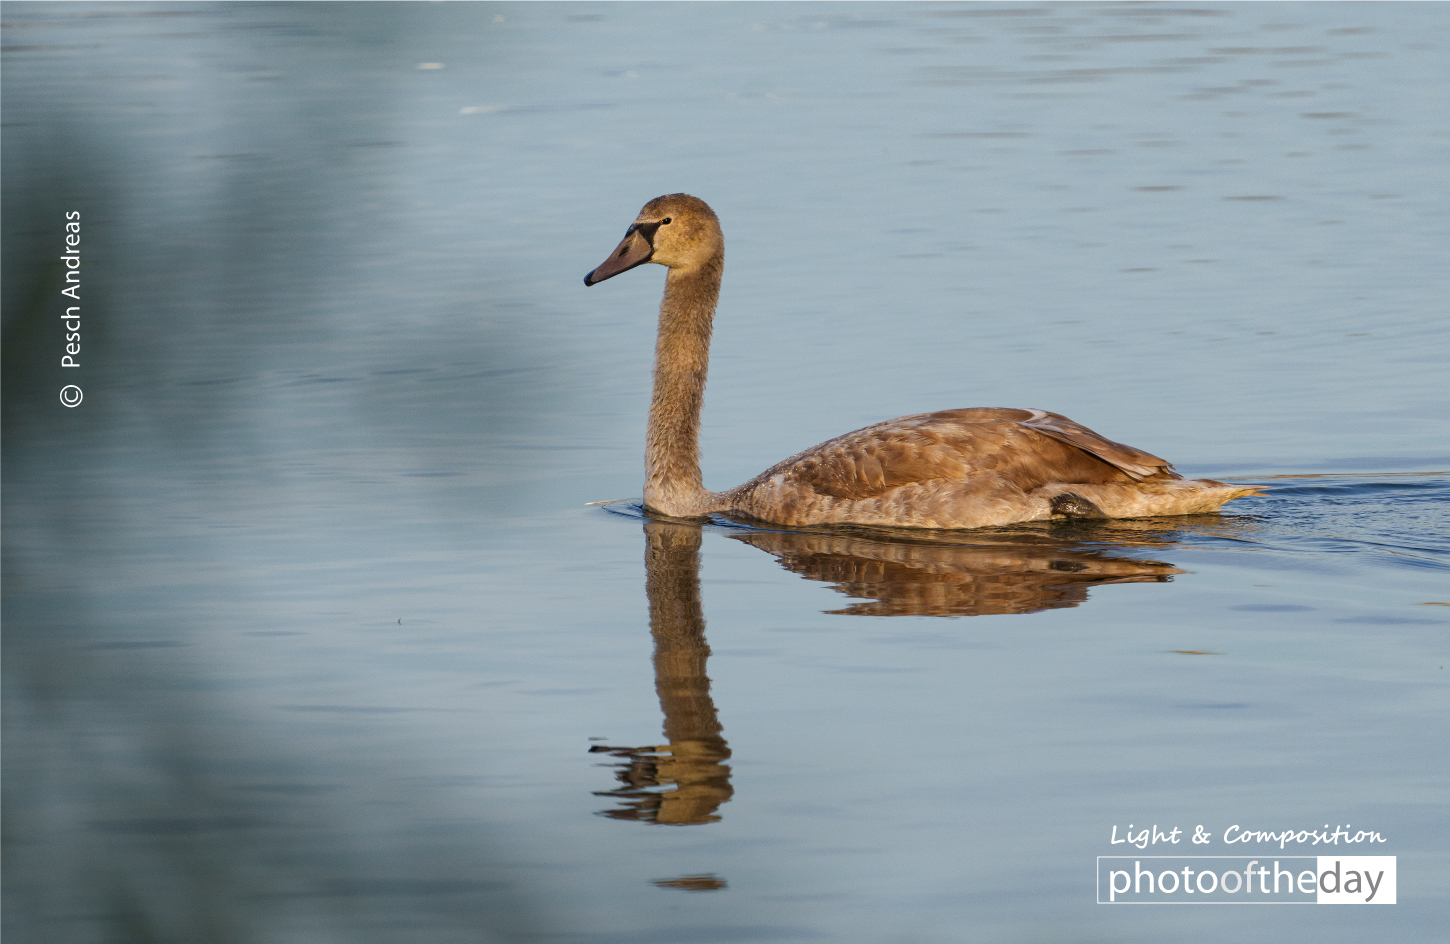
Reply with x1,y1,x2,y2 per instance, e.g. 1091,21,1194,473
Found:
776,424,974,501
1016,410,1179,482
760,409,1178,505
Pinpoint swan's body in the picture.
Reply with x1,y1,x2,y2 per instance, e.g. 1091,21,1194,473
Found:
585,194,1258,529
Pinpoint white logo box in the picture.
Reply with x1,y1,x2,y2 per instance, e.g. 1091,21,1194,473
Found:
1097,856,1395,904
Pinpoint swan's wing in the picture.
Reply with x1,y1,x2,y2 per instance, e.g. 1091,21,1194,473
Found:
773,426,973,501
1015,409,1179,482
748,408,1177,504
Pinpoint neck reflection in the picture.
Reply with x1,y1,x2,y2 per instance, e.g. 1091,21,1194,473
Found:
592,517,733,825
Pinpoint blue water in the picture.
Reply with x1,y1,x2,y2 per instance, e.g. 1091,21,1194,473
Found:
4,3,1447,941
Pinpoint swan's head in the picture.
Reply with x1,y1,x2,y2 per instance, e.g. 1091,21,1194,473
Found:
584,194,722,286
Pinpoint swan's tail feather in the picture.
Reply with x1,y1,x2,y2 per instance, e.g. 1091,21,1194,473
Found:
1198,481,1268,504
1044,479,1265,518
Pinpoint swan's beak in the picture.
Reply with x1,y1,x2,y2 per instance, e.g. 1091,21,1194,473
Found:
584,226,654,286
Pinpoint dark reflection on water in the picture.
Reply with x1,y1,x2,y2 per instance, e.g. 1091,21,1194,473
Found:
3,632,546,942
731,524,1184,617
590,505,1257,824
2,6,550,941
593,518,733,826
650,873,728,893
603,501,1266,619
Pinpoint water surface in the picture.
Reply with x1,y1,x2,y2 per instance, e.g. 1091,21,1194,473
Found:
4,3,1448,941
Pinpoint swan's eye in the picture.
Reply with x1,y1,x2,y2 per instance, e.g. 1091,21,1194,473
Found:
661,217,672,225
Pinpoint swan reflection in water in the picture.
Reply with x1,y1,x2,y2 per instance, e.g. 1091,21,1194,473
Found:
593,509,1249,823
592,518,734,825
728,520,1190,617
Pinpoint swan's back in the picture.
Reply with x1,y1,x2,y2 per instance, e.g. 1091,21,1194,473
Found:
724,408,1257,529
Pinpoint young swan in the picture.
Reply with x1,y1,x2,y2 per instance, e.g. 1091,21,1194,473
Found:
585,194,1259,529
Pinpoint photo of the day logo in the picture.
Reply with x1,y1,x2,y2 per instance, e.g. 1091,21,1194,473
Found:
1097,856,1395,904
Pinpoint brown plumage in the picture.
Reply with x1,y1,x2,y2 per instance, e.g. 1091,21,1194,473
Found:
585,194,1260,529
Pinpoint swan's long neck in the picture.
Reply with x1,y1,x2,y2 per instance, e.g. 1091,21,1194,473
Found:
645,257,722,517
